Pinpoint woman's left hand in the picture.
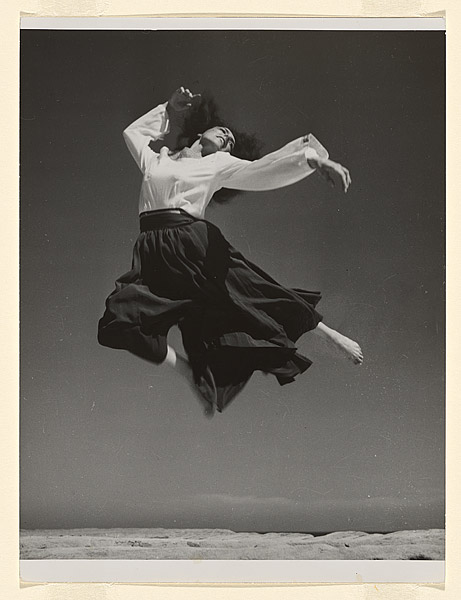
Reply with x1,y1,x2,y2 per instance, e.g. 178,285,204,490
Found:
307,156,352,193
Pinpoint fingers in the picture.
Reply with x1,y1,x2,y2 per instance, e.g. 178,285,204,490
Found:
172,87,201,111
343,166,352,191
319,163,352,193
330,163,349,193
176,86,201,100
340,168,349,193
337,163,351,192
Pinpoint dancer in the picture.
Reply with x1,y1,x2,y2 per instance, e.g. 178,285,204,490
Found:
98,86,363,416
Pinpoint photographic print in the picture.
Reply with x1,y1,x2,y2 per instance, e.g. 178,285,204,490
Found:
19,17,445,583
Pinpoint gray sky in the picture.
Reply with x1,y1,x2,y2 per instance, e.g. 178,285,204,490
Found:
20,29,445,532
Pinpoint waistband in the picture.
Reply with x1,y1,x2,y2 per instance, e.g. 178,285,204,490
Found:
139,208,198,232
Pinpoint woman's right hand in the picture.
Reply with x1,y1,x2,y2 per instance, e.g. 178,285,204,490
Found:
168,86,201,112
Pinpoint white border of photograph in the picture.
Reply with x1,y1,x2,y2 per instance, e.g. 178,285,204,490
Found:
21,16,445,30
20,559,445,583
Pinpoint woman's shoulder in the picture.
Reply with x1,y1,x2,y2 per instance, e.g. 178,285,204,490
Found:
214,151,247,166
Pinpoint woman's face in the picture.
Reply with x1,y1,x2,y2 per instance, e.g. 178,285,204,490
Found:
200,127,235,155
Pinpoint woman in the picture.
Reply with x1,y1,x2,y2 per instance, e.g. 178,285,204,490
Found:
98,86,363,416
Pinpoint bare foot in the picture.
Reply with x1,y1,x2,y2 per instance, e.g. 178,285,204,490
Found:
326,330,363,365
313,323,364,365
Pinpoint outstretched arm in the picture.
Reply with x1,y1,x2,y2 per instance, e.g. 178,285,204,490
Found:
216,134,351,194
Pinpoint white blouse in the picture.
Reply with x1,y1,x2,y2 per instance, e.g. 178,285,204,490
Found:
123,102,329,218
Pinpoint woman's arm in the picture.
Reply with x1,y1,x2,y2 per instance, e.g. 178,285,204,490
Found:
215,135,325,191
216,134,350,193
123,103,170,172
123,88,201,172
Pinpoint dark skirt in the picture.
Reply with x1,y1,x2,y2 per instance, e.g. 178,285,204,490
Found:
98,209,323,413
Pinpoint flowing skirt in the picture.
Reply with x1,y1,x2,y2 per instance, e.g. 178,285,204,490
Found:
98,209,323,413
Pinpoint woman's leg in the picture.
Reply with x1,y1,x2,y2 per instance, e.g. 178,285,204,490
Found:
163,345,214,416
163,345,194,383
312,322,363,365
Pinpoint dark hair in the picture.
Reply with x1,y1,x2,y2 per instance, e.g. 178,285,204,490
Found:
175,92,263,203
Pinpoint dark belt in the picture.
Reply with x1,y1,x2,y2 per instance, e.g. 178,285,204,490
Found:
139,208,197,232
140,208,187,216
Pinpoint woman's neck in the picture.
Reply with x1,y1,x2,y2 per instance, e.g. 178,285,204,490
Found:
169,139,205,160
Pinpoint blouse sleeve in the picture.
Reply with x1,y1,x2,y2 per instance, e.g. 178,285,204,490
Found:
122,102,170,173
215,134,329,192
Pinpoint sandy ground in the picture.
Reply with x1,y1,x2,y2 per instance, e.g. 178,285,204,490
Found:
20,528,444,560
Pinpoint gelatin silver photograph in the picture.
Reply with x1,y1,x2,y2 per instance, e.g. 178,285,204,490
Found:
19,18,445,582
